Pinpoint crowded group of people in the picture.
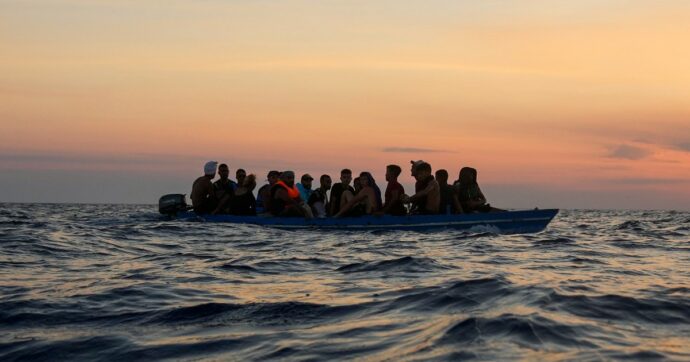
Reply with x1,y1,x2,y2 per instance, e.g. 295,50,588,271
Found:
191,160,503,218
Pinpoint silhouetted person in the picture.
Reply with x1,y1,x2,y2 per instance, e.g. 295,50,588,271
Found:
378,164,407,216
191,161,219,214
436,169,463,214
309,174,332,218
403,162,440,214
329,169,354,216
256,170,279,214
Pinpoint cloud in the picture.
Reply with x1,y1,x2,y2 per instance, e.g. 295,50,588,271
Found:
676,142,690,152
382,147,446,153
599,178,690,185
607,145,652,160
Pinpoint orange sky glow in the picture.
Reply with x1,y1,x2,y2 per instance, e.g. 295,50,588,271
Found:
1,1,689,208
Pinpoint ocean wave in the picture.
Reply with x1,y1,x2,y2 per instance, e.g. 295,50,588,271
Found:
336,256,450,273
535,292,690,324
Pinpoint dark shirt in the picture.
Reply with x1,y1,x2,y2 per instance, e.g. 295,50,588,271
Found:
229,192,256,216
384,181,406,216
256,184,271,212
213,179,237,198
439,183,456,214
330,183,354,215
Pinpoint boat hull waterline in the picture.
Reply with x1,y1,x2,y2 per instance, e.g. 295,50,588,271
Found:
170,209,559,233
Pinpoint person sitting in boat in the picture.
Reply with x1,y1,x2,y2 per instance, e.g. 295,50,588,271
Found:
335,172,382,217
296,174,314,203
329,169,354,216
191,161,220,215
229,174,257,216
270,171,312,217
212,163,237,214
436,169,463,214
256,170,279,214
453,167,503,213
403,162,440,214
308,174,331,218
352,176,362,194
377,164,407,216
235,168,246,187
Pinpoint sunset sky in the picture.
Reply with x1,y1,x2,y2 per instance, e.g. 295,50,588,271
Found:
1,0,689,209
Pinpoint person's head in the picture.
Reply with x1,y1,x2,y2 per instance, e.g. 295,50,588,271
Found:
353,176,362,192
414,162,432,180
459,167,476,185
243,174,257,191
359,172,376,187
319,174,332,190
301,174,314,190
386,164,402,182
280,170,295,187
410,160,424,177
435,169,449,185
204,161,218,178
340,168,352,186
267,170,280,185
236,168,246,183
218,163,229,180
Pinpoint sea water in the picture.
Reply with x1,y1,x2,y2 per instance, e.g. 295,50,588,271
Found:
1,204,688,361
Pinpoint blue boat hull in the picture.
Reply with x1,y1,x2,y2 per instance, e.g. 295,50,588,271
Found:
170,209,559,234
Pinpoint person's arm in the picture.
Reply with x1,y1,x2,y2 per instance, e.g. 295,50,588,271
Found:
407,181,436,203
334,192,367,217
451,192,463,214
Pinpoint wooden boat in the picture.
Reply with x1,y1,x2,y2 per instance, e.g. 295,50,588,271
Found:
168,208,559,234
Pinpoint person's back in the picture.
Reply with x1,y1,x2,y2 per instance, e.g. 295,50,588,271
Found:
382,164,406,216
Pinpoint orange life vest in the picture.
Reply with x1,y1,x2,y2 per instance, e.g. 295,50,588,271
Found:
275,181,301,200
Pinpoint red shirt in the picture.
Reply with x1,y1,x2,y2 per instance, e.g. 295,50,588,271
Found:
385,181,406,215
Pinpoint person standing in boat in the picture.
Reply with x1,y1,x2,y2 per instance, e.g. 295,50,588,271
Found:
329,169,354,216
403,162,440,214
229,174,257,216
256,170,279,214
436,169,463,214
270,171,312,217
191,161,219,215
334,172,382,217
308,174,332,218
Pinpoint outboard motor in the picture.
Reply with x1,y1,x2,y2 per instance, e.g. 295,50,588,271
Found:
159,194,188,215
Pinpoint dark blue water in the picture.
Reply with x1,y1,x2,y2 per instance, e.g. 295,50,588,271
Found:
1,204,688,361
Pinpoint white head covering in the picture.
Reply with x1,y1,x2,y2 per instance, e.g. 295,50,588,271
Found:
204,161,218,176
